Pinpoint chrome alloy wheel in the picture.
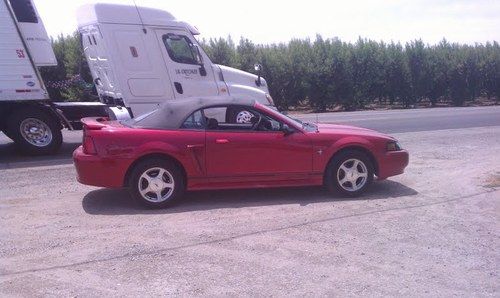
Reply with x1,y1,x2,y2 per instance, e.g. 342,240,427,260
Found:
235,111,254,123
138,167,175,202
336,158,369,192
19,118,53,147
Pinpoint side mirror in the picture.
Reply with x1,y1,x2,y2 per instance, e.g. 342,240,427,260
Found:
192,44,207,76
282,124,294,136
254,63,263,87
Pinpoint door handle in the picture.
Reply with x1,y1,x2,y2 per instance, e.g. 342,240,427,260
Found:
215,139,229,144
174,82,183,94
187,144,204,149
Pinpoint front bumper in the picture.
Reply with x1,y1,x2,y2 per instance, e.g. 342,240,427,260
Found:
73,146,129,188
377,149,409,180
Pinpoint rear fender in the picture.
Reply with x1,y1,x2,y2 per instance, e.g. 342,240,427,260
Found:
123,143,189,187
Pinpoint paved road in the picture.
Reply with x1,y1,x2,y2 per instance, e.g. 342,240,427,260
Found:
293,105,500,134
1,106,499,168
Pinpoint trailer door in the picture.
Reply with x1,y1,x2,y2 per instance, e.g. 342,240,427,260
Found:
0,0,46,101
7,0,56,66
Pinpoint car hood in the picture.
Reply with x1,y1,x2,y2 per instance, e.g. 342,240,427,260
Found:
316,123,392,139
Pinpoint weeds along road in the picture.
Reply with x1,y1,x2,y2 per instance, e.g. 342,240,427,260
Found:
0,107,499,296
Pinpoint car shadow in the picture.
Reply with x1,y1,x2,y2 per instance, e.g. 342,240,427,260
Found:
82,180,418,215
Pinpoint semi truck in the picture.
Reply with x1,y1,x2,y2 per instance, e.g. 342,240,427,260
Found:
0,0,273,155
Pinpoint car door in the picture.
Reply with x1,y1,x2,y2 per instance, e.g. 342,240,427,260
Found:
155,29,218,98
204,106,313,183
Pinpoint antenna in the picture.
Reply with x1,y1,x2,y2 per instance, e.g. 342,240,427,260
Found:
133,0,147,33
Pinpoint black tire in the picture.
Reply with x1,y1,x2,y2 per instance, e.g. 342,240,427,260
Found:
6,108,63,155
325,150,374,197
129,158,185,208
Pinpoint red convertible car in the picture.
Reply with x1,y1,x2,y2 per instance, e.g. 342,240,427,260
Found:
74,97,409,208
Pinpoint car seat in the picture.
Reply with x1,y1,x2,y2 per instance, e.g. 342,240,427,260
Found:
207,118,219,130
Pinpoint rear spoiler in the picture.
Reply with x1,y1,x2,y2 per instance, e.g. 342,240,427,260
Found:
81,117,108,130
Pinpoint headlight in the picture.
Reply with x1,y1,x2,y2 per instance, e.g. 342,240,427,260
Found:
387,141,402,151
265,93,275,105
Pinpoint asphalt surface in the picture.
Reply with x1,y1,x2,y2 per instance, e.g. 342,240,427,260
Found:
1,106,499,169
293,105,500,134
0,106,499,296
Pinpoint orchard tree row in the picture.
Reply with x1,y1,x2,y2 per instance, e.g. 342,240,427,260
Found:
202,36,500,111
41,33,500,111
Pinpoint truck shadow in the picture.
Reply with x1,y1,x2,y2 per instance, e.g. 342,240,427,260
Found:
82,180,418,215
0,140,80,169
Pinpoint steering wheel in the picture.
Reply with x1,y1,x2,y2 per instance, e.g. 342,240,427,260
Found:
251,115,263,130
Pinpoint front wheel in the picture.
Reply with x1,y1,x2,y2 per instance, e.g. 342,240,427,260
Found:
325,150,374,197
7,108,63,155
129,159,185,208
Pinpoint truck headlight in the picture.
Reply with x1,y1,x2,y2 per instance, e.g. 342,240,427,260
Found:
265,93,274,105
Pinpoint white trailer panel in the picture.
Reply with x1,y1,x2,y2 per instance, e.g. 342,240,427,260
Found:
0,0,46,101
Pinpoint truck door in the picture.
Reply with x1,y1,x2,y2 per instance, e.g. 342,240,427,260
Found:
155,29,218,99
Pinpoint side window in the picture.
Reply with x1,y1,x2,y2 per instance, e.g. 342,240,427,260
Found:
162,34,197,64
9,0,38,23
263,116,282,132
203,107,227,123
181,110,205,129
202,106,282,132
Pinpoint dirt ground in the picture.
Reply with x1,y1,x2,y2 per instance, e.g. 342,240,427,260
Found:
0,126,499,296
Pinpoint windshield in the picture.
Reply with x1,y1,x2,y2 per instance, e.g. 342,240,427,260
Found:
258,104,318,132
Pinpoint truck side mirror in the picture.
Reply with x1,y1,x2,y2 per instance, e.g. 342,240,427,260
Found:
192,44,207,76
254,63,262,87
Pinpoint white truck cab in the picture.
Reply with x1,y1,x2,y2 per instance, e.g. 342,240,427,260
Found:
0,0,273,156
77,3,274,118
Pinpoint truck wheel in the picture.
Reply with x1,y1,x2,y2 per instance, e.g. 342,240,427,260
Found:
7,108,63,155
129,158,185,209
226,107,255,123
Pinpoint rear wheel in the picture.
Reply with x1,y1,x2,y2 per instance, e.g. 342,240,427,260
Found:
325,150,374,197
129,158,185,208
6,108,62,155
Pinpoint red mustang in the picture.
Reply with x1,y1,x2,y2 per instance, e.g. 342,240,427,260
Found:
74,97,409,208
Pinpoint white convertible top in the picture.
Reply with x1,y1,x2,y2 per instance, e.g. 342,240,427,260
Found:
126,97,256,129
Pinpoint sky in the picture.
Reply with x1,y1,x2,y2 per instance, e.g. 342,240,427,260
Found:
33,0,500,45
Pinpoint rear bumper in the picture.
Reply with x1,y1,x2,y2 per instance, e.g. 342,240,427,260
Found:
73,146,129,188
377,149,409,180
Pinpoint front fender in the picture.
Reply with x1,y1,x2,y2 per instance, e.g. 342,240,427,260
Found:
314,136,376,173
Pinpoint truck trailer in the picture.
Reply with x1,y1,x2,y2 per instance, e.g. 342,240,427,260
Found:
0,0,273,155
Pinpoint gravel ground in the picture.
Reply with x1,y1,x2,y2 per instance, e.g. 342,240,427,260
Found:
0,126,499,296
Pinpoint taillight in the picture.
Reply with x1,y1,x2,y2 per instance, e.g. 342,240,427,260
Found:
83,135,97,155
